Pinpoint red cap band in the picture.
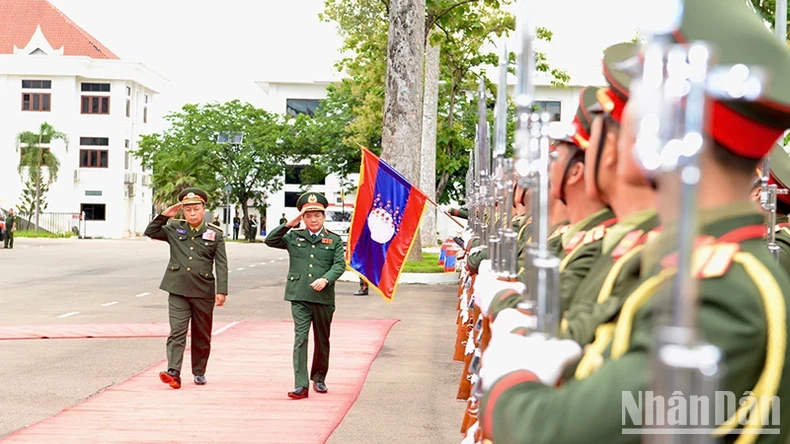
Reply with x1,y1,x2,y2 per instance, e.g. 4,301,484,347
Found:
708,101,784,160
596,88,626,123
571,115,590,148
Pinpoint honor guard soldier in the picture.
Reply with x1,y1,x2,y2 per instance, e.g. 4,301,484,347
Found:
3,208,16,249
761,143,790,272
479,0,790,441
559,43,661,348
265,191,346,399
144,187,228,389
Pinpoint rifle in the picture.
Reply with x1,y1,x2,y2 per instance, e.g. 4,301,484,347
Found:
513,0,560,337
629,3,765,439
477,79,492,244
487,44,508,275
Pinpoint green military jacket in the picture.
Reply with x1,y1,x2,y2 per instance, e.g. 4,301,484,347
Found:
265,223,346,306
772,215,790,273
481,202,790,443
144,215,228,298
5,214,16,232
560,210,660,346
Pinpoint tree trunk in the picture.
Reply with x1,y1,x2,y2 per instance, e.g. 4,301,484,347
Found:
382,0,426,262
419,38,440,248
35,136,42,234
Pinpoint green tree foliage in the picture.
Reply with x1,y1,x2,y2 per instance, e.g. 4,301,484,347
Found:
16,122,69,232
134,100,287,223
749,0,790,38
306,0,569,203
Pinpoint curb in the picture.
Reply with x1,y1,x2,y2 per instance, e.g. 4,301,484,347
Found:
337,270,458,285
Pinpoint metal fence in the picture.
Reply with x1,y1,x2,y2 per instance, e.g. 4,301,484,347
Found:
14,212,85,237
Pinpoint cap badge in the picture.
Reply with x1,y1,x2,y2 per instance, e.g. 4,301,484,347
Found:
308,194,317,203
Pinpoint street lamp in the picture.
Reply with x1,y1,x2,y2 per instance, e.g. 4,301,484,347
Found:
216,131,245,236
224,184,232,235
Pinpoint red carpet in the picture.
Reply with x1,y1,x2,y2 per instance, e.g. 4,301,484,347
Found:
0,322,238,340
1,319,399,443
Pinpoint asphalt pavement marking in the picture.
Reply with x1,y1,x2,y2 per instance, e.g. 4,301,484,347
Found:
101,302,119,307
249,264,256,268
212,321,240,336
237,267,245,271
270,260,276,263
135,292,151,298
57,312,79,318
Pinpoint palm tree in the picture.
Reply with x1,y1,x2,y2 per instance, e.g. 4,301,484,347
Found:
16,122,69,233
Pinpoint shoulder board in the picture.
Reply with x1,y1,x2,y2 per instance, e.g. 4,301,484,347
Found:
207,222,223,232
660,235,717,271
581,221,613,246
548,224,569,241
324,229,341,237
611,229,644,260
565,231,586,252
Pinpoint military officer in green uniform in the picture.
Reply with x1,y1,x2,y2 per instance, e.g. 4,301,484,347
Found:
144,187,228,389
265,191,346,399
3,208,16,249
479,1,790,441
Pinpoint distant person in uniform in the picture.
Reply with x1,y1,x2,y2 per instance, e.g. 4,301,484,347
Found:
232,215,240,240
265,191,346,399
3,208,16,249
354,278,369,296
144,188,228,389
248,215,258,243
279,213,288,225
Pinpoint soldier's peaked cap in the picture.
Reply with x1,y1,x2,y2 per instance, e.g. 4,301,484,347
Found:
179,187,208,205
297,191,328,212
608,0,790,159
553,86,604,150
597,42,641,124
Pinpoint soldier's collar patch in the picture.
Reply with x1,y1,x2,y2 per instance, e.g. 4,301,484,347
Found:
176,228,187,234
322,238,333,244
297,237,306,241
202,231,215,241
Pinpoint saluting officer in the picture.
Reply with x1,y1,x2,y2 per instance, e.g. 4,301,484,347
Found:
144,187,228,389
265,191,346,399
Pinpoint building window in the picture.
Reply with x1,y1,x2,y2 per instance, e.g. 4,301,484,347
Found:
81,203,106,221
124,152,131,170
143,94,149,123
81,83,111,92
81,96,110,114
79,137,109,146
126,86,131,118
286,99,321,117
126,86,131,95
85,190,102,197
22,93,51,111
80,150,109,168
22,80,52,89
284,164,326,185
533,100,562,122
284,191,301,207
20,146,50,160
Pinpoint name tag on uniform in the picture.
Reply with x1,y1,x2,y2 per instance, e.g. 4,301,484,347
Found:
322,238,333,244
176,228,187,234
202,231,215,241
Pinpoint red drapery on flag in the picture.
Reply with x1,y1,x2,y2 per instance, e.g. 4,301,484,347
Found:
346,147,429,301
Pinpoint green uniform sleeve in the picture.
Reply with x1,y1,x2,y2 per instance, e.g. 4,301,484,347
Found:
322,235,347,283
264,223,292,249
215,230,229,295
559,242,602,312
144,214,171,242
774,229,790,274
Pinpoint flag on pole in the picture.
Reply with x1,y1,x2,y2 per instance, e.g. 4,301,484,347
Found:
346,147,429,301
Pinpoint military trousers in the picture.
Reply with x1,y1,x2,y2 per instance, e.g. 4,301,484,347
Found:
3,231,13,249
166,293,214,376
291,301,335,389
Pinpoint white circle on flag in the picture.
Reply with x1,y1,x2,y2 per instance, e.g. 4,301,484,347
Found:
367,209,396,244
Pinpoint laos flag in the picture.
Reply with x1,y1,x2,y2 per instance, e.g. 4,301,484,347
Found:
347,147,429,301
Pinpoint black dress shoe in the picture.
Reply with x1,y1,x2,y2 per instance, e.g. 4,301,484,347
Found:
353,290,369,296
159,369,181,389
288,386,309,399
314,381,328,393
194,375,207,385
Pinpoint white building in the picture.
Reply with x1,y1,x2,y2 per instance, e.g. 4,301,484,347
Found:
0,0,166,238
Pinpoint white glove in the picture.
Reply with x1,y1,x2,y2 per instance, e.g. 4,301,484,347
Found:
480,333,582,390
490,308,536,341
461,421,479,444
479,280,525,318
471,260,495,308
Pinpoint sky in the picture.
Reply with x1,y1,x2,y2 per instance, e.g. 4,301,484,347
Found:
48,0,638,132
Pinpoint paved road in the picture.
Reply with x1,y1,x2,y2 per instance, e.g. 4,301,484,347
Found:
0,237,465,443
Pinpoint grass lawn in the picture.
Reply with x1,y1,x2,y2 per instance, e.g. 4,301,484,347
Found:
13,230,72,238
403,252,453,273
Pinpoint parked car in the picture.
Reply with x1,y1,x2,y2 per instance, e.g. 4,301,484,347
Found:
324,206,352,245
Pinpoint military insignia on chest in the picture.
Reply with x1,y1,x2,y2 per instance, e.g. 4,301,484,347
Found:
611,229,644,259
176,228,187,234
321,238,333,244
202,231,215,241
565,231,586,252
